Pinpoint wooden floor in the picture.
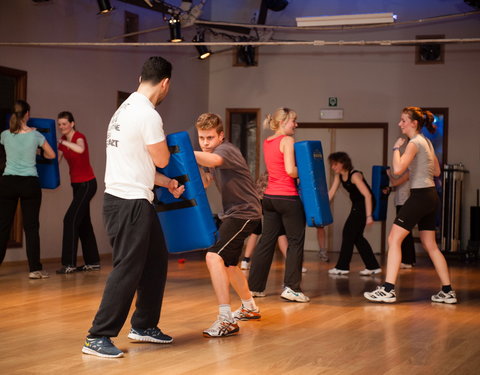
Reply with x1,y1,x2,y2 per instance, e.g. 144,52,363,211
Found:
1,251,479,375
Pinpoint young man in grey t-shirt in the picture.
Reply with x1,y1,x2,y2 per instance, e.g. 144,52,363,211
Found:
194,113,262,337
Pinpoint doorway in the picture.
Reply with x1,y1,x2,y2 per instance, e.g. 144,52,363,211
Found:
0,66,27,247
296,122,388,255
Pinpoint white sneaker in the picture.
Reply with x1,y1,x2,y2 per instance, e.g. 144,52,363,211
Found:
28,270,49,279
302,267,307,273
359,268,382,276
328,268,349,275
400,263,413,269
202,316,239,337
240,260,250,270
431,290,457,304
364,286,396,303
318,250,329,262
250,290,266,298
280,287,310,303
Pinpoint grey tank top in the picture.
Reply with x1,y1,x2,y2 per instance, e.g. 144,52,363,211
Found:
408,134,435,189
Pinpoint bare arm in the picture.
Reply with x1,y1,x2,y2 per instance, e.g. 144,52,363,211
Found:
194,150,223,168
388,169,410,187
351,172,374,225
154,172,185,198
199,166,213,188
41,140,56,159
147,140,170,168
280,136,298,178
328,174,341,201
59,137,85,154
393,140,417,175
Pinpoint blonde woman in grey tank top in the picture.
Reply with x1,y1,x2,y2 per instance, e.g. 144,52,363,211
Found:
365,107,457,304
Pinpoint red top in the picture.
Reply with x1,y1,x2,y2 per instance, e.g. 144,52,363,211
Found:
263,135,298,196
58,131,95,183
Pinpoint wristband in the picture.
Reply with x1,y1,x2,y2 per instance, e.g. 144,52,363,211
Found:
393,147,400,151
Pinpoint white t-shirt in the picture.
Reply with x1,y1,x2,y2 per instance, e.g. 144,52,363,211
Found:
105,92,165,202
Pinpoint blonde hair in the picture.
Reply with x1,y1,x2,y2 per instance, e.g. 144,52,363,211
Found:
263,107,297,131
195,113,224,134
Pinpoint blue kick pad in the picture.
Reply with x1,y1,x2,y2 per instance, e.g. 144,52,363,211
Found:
371,165,389,221
154,131,217,253
29,118,60,189
294,140,333,227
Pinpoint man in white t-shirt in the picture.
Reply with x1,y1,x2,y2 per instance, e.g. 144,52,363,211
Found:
82,56,184,359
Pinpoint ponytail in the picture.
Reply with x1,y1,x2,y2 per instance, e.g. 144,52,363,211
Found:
422,109,436,134
264,107,297,131
402,106,436,134
9,100,30,133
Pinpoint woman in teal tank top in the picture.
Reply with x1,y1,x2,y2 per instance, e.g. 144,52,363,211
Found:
0,100,55,279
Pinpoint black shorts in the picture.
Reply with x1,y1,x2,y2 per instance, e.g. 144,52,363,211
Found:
208,217,261,266
394,187,438,231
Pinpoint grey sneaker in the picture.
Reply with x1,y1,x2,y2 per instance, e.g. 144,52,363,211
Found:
280,287,310,303
364,286,396,303
431,290,457,304
82,336,123,358
328,268,349,275
203,316,239,337
318,250,329,262
128,327,173,343
28,270,49,279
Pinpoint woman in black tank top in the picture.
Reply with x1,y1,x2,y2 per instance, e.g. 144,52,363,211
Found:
327,152,381,275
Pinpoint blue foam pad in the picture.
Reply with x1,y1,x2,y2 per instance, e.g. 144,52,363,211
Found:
155,131,217,253
294,140,333,227
28,118,60,189
371,165,389,221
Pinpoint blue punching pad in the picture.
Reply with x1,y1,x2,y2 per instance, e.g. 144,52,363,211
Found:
28,118,60,189
154,131,217,253
294,140,333,227
371,165,389,221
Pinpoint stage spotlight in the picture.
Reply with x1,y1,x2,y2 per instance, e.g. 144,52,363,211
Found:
97,0,113,14
168,16,183,42
193,33,212,60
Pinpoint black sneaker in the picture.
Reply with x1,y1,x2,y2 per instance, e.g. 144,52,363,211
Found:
82,336,123,358
56,266,77,274
128,327,173,344
77,264,101,272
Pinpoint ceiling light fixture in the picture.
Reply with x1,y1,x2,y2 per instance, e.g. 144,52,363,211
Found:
193,33,212,60
168,16,183,42
97,0,114,15
296,12,396,27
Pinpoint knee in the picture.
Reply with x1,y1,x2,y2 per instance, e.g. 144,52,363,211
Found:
205,252,222,266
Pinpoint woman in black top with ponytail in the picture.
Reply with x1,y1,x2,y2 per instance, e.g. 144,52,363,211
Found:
327,152,381,276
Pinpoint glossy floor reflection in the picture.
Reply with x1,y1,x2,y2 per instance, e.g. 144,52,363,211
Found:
1,251,479,374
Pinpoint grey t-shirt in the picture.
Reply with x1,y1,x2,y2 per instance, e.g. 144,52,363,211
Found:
209,141,262,220
408,134,435,189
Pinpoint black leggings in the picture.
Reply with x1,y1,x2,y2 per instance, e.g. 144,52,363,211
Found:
248,195,306,292
61,178,99,266
335,203,380,271
0,175,43,272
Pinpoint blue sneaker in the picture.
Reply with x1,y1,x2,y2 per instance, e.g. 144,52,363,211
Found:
82,336,123,358
128,327,173,344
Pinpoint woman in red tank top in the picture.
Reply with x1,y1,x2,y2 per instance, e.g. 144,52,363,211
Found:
56,111,100,274
248,108,309,302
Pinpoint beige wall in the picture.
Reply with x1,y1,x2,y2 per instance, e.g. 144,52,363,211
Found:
0,0,210,262
0,0,479,263
208,17,480,249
